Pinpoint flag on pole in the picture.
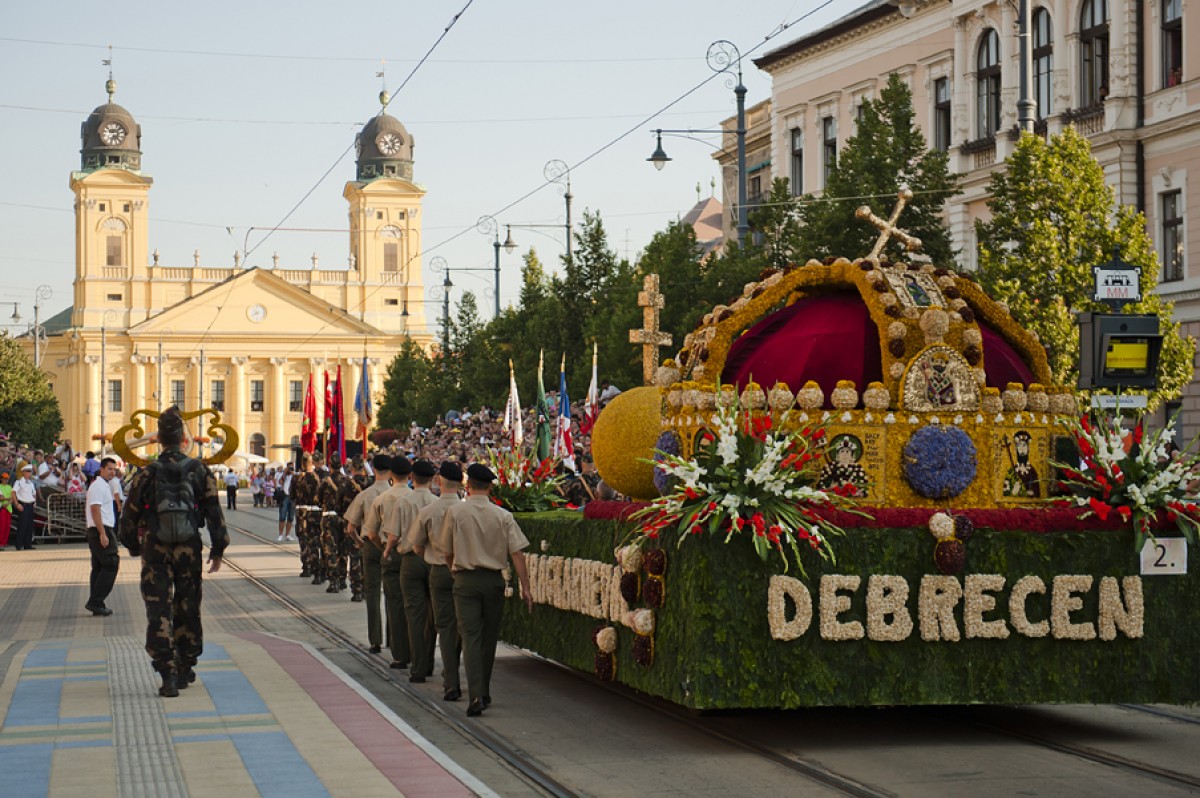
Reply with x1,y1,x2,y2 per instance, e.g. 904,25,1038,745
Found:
535,350,552,462
300,374,317,454
333,365,346,463
502,359,523,448
580,341,600,434
323,371,333,458
554,354,575,470
354,357,373,439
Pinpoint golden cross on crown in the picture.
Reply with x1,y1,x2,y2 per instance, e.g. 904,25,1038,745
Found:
855,186,923,260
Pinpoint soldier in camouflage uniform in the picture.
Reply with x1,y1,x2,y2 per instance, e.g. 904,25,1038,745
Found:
319,455,348,593
290,452,324,584
118,407,228,698
562,454,601,507
341,457,369,601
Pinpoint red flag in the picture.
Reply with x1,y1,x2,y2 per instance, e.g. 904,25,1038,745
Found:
300,375,317,453
333,365,346,463
323,371,333,433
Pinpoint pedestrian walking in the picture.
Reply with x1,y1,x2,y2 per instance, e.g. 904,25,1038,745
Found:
435,463,534,717
84,457,121,616
223,469,239,510
276,464,295,541
119,407,228,698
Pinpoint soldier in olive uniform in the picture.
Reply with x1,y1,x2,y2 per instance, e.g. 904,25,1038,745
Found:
409,461,464,700
346,455,392,651
290,452,325,584
118,407,228,698
435,463,533,716
364,455,412,668
318,454,351,593
384,459,438,682
341,457,370,601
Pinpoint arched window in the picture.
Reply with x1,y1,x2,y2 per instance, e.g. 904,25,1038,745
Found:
1080,0,1109,107
1162,0,1183,88
250,433,266,457
976,29,1002,138
1032,8,1053,118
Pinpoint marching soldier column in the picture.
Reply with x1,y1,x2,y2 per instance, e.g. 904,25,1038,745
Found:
345,455,394,653
363,456,413,669
384,459,438,682
290,453,325,584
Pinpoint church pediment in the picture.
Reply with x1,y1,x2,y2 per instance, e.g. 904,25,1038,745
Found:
129,268,385,338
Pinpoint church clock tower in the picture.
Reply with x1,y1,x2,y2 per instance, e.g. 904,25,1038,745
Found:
344,92,427,338
70,78,152,330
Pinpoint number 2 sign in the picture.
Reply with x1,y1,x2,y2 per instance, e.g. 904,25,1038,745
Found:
1140,538,1188,575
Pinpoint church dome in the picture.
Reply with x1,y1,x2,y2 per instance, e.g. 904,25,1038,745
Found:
80,79,142,172
355,91,413,181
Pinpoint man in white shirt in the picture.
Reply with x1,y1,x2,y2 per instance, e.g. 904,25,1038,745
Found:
85,457,120,616
108,467,125,530
224,469,239,511
12,464,39,550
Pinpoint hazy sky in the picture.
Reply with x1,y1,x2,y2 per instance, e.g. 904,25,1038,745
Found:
1,0,845,337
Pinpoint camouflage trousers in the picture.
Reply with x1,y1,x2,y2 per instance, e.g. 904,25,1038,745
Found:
140,536,204,675
347,543,364,597
321,515,348,589
297,509,324,580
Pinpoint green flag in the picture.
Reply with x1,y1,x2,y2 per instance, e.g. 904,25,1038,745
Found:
535,349,552,461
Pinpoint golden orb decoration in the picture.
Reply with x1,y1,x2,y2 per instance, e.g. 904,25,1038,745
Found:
592,386,663,500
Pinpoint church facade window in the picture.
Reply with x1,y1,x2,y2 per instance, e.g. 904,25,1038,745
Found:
1080,0,1109,107
977,29,1002,138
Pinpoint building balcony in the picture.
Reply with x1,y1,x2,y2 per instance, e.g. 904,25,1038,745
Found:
1062,103,1105,136
960,136,996,170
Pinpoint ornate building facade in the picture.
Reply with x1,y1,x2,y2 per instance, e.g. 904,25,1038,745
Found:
28,82,432,456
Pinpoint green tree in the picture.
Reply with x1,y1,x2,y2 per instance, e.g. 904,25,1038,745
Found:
376,337,438,430
0,334,63,448
748,177,804,270
636,219,705,346
794,72,961,265
976,127,1194,405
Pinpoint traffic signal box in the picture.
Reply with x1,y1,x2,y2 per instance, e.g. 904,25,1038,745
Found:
1077,313,1162,390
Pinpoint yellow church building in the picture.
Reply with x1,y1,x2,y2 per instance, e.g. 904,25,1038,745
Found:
26,80,432,457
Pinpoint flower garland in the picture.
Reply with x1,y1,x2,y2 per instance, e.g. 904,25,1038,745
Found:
1054,410,1200,550
632,399,864,575
486,448,565,513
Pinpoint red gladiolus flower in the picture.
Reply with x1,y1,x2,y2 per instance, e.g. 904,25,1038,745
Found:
691,524,702,535
685,487,699,500
1133,424,1144,444
1081,415,1092,433
812,428,826,441
1088,497,1112,521
1168,510,1178,521
647,530,659,539
1078,439,1094,457
1116,506,1131,521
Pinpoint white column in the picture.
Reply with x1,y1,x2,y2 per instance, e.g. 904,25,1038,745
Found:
84,355,101,448
230,356,248,441
270,357,287,450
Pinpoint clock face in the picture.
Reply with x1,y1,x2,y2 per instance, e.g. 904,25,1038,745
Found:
376,131,403,156
100,122,127,146
247,304,267,323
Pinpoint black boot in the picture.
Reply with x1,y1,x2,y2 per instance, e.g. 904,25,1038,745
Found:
325,584,340,593
177,665,195,689
159,671,179,698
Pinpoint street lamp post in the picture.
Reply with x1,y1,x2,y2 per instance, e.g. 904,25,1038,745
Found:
1016,0,1035,132
440,272,453,355
32,284,52,369
498,160,574,262
647,40,749,244
476,216,503,318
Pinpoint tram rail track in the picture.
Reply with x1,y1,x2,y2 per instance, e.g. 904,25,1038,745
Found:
224,522,1200,797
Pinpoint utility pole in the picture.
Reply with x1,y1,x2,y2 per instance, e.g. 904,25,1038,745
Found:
1017,0,1035,132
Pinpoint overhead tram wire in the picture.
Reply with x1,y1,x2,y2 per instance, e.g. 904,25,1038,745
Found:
267,0,840,364
182,0,477,360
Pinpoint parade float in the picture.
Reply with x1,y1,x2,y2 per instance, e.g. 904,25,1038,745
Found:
499,192,1200,709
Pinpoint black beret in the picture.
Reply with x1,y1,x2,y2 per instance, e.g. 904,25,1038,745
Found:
466,463,497,483
438,461,463,482
412,459,437,477
372,454,392,472
391,455,413,475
